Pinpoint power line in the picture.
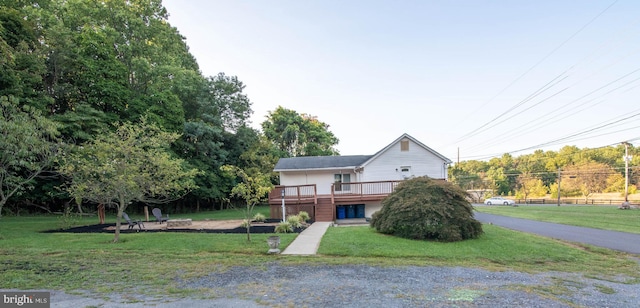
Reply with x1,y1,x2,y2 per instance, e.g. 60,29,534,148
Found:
457,0,620,142
464,70,640,153
457,72,571,144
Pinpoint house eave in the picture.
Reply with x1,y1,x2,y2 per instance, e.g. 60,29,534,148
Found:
275,166,358,173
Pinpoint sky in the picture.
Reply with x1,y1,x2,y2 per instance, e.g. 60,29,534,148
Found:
162,0,640,162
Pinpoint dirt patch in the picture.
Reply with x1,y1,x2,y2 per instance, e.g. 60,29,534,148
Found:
104,219,248,231
44,219,306,234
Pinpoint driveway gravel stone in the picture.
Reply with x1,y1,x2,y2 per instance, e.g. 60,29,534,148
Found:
40,263,639,307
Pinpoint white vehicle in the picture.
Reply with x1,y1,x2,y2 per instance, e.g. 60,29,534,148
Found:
484,197,515,206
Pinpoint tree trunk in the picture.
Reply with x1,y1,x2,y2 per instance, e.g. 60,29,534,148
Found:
0,198,6,218
76,199,83,214
114,205,124,243
98,204,105,224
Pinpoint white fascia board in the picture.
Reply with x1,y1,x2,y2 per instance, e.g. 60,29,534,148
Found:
274,166,357,172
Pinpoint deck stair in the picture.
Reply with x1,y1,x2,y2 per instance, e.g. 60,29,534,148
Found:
315,197,334,222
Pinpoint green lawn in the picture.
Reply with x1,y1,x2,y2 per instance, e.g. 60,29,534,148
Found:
475,205,640,234
1,205,639,295
318,225,639,275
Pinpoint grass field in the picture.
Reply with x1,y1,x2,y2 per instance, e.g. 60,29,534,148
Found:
1,205,639,295
475,205,640,234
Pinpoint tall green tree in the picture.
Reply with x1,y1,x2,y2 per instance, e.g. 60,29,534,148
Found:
174,72,255,208
197,73,253,130
175,121,228,206
25,0,197,131
58,117,199,242
0,7,52,112
234,127,281,182
0,96,59,217
262,106,339,157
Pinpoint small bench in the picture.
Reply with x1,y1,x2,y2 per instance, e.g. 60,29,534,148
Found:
166,219,192,228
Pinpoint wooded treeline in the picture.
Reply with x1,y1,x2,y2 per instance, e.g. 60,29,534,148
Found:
0,0,339,215
450,145,639,201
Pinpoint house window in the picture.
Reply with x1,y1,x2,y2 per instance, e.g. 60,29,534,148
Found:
401,140,409,151
334,174,351,191
400,166,411,179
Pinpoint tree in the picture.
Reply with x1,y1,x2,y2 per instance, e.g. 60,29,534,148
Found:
220,165,273,242
603,172,637,195
561,161,612,202
262,106,339,157
515,149,557,187
0,8,52,112
58,117,199,242
51,104,113,144
486,166,510,195
200,73,253,131
31,0,197,130
516,174,547,200
175,121,229,207
370,177,483,242
0,96,59,217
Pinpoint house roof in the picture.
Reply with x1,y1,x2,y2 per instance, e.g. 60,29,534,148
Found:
273,155,372,171
273,133,452,171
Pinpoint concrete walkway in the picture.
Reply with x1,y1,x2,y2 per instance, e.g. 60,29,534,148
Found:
281,222,333,255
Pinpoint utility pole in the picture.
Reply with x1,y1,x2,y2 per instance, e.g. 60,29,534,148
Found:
622,142,631,202
557,168,561,206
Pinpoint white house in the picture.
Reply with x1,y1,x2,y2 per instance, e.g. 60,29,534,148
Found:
268,133,452,221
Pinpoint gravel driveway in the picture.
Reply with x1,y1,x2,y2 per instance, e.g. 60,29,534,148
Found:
47,263,638,307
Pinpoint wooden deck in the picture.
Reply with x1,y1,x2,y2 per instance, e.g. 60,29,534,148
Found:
268,181,402,221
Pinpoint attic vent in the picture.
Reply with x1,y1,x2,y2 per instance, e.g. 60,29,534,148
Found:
401,140,409,151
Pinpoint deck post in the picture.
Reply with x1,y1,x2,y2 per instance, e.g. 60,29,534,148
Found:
281,189,286,222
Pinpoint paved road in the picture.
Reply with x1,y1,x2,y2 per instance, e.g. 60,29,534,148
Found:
474,212,640,254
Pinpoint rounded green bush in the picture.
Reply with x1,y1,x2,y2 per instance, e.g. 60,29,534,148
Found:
370,177,483,242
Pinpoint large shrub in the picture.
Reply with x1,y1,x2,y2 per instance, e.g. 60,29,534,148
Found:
370,177,483,242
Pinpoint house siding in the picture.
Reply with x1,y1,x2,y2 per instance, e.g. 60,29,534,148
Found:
280,169,355,195
360,138,448,182
364,201,383,218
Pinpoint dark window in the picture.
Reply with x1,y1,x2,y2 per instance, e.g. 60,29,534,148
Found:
401,140,409,151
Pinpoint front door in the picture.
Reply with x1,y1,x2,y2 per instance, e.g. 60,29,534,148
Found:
334,174,351,191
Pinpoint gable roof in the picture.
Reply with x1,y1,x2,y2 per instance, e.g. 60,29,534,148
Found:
273,133,452,171
361,133,453,167
274,155,372,171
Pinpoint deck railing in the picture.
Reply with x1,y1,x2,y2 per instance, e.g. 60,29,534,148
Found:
269,180,405,205
332,180,402,197
269,184,317,204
